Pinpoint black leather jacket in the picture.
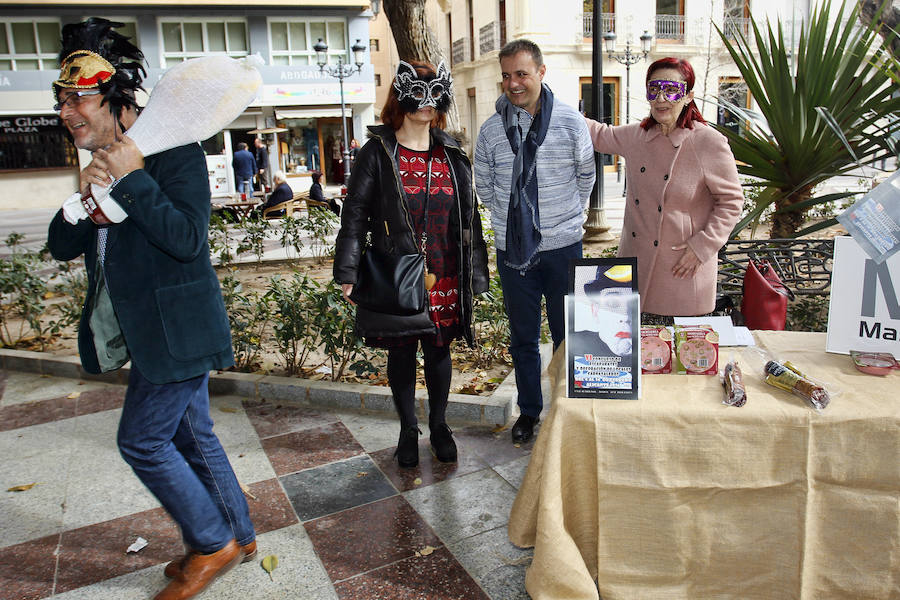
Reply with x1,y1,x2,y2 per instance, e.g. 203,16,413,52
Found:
334,124,489,345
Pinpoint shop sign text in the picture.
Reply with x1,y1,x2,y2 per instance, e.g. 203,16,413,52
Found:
0,116,61,133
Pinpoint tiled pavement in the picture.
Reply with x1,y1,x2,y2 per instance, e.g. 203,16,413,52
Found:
0,369,537,600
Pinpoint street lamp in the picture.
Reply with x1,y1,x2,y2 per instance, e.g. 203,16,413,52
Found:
603,30,651,196
583,0,613,242
314,37,367,188
603,30,652,126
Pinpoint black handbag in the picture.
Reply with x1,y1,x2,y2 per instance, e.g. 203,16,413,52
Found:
349,144,439,318
349,247,426,316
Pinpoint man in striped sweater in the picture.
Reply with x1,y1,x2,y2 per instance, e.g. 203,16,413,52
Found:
474,39,595,444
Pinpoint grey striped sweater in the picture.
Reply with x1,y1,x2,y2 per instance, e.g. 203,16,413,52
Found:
474,92,596,253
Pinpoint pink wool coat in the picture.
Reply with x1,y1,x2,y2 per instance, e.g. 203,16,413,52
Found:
586,120,744,315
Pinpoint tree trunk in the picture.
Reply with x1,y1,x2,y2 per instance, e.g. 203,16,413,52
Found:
382,0,462,139
858,0,900,61
770,188,812,238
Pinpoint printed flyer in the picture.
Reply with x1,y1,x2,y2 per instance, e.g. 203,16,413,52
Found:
565,258,640,399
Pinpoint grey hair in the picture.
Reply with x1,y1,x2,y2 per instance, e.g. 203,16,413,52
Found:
499,39,543,67
273,170,287,184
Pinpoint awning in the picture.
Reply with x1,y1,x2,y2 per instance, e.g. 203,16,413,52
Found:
276,108,344,120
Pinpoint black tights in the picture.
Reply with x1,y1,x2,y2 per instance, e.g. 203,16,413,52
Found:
387,340,451,430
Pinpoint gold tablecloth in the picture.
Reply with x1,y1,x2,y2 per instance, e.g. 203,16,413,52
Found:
508,331,900,600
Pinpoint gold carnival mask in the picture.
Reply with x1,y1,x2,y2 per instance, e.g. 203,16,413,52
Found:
54,50,117,89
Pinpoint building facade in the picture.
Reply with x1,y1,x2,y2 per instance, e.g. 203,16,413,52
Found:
442,0,813,166
0,0,378,209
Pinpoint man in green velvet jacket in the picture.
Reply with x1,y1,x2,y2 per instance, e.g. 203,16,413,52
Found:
46,18,255,600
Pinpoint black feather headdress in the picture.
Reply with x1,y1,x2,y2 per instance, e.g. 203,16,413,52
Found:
54,18,146,126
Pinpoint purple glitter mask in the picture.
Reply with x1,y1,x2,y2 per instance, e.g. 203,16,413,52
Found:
393,60,453,113
647,79,688,102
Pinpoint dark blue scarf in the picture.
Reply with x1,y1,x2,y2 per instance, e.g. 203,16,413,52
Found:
501,83,554,271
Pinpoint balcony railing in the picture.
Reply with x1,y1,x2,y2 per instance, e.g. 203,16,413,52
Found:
479,21,507,55
583,13,616,38
655,14,686,41
451,37,470,65
723,16,751,40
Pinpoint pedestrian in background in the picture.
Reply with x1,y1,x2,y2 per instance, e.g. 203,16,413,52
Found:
334,60,489,468
474,39,595,444
232,141,256,197
253,137,270,191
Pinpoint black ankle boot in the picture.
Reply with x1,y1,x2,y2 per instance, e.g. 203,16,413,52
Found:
429,423,458,463
395,426,421,468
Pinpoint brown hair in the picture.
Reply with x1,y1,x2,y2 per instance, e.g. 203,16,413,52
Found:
380,60,448,131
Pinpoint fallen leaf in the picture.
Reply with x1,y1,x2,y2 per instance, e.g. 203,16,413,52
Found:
491,424,508,434
219,407,238,413
67,392,81,399
413,477,423,486
415,545,437,557
239,481,257,501
7,483,37,492
356,471,368,477
261,554,278,581
126,537,148,553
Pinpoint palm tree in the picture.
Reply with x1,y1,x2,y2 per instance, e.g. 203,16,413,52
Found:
716,0,900,238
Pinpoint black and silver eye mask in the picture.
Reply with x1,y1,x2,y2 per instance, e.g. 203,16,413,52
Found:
393,60,453,113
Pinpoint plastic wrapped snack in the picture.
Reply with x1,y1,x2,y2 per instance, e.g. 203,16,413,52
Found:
764,360,830,410
64,54,263,225
722,360,746,407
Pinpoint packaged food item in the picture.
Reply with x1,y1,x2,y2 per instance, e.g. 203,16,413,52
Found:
764,360,830,410
640,326,673,374
673,325,719,375
722,360,746,406
849,350,899,376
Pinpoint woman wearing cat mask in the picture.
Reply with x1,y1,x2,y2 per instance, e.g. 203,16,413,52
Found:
334,60,489,468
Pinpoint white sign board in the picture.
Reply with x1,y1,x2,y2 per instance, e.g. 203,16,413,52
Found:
826,236,900,356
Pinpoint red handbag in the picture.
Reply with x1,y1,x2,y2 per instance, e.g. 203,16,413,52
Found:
741,259,795,330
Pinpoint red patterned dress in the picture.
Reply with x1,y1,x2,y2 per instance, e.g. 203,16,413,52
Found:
372,144,460,348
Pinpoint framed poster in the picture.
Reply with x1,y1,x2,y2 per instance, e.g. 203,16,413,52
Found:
565,258,640,399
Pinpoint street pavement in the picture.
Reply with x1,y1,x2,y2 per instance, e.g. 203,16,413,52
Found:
0,367,537,600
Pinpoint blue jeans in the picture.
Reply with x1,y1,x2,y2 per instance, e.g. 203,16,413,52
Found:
238,179,253,196
117,365,255,553
498,241,582,418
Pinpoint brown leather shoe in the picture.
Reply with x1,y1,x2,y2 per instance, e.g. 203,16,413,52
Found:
153,539,242,600
164,540,258,578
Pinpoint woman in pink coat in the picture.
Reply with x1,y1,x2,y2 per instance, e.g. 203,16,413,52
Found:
586,57,743,323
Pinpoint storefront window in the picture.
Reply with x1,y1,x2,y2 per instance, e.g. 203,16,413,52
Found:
0,115,79,170
281,119,320,173
160,19,248,66
0,20,60,70
268,18,346,66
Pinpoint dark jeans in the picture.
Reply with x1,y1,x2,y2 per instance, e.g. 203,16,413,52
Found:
117,365,255,553
497,241,582,418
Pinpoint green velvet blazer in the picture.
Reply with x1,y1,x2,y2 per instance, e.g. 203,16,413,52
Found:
48,143,234,384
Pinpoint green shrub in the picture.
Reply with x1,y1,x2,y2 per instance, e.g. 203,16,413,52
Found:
302,209,339,263
220,274,272,371
471,274,510,367
0,234,52,349
235,214,270,266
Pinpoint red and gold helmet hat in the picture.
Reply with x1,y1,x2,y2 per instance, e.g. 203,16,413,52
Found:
54,50,117,89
